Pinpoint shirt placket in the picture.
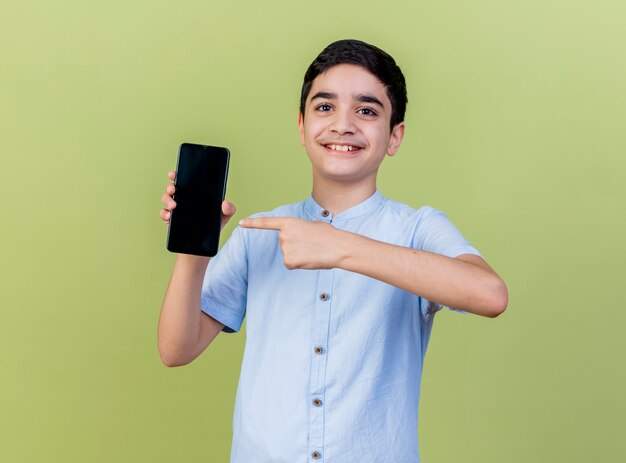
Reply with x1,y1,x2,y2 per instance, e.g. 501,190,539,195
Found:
308,209,334,462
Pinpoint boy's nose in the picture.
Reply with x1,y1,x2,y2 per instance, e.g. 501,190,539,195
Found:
330,112,357,135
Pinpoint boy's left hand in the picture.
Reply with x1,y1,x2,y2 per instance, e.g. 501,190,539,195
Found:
238,217,347,270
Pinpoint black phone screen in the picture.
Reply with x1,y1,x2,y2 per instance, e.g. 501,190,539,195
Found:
166,143,230,257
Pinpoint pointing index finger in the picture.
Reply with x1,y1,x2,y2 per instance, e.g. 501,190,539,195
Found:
239,217,287,230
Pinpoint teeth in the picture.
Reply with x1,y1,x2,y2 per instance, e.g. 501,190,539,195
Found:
328,144,357,152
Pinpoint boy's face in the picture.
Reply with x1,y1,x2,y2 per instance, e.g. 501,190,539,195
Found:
298,64,404,186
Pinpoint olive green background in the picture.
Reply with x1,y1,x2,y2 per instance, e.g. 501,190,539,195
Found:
2,0,625,461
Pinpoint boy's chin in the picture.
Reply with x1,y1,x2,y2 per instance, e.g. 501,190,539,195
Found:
315,168,376,183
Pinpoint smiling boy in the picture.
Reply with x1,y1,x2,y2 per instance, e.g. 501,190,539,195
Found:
158,39,507,463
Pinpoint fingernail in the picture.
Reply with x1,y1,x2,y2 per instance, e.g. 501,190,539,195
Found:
238,219,245,226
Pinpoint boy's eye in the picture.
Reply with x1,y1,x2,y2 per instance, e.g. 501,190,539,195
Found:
358,107,377,116
316,104,333,112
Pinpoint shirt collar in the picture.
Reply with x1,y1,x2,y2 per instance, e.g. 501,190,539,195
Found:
304,188,385,221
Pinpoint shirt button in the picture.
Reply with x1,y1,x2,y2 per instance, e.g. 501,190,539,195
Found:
314,346,324,354
311,451,321,459
312,398,323,407
320,292,329,301
321,209,329,217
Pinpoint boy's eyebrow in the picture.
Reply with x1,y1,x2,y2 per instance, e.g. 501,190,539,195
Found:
309,91,386,109
355,94,385,108
310,91,337,101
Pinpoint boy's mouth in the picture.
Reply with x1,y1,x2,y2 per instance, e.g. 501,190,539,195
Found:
322,143,363,153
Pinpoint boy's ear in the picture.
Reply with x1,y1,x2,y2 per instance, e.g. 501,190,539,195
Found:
298,113,305,146
386,122,405,156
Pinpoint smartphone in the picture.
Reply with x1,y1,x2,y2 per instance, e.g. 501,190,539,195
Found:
166,143,230,257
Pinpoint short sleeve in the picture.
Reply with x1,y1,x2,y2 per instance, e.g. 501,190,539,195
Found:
412,207,482,317
200,226,248,333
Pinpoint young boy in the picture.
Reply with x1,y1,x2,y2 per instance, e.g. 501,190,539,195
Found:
158,39,507,463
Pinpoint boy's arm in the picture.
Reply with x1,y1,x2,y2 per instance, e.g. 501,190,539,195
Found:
339,234,507,317
158,172,238,367
239,217,508,318
158,254,225,367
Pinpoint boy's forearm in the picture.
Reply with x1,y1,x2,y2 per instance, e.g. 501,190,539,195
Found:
335,230,507,317
158,254,211,366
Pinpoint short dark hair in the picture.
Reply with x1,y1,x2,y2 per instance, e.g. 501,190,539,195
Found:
299,39,407,130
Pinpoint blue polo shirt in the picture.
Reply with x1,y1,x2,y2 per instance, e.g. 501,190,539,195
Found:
200,188,481,463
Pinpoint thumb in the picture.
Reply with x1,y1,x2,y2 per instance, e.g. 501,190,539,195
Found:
221,200,237,229
222,200,236,217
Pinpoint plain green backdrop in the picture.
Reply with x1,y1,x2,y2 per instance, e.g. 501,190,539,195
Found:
2,0,625,461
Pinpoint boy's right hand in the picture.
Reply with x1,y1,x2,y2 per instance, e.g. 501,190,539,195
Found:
159,170,237,230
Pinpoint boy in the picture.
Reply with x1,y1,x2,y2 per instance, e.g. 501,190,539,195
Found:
158,39,507,463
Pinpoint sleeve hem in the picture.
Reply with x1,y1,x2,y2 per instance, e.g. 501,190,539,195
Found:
450,247,482,259
200,296,245,334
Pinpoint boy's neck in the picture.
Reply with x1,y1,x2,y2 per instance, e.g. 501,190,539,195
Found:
311,175,377,216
